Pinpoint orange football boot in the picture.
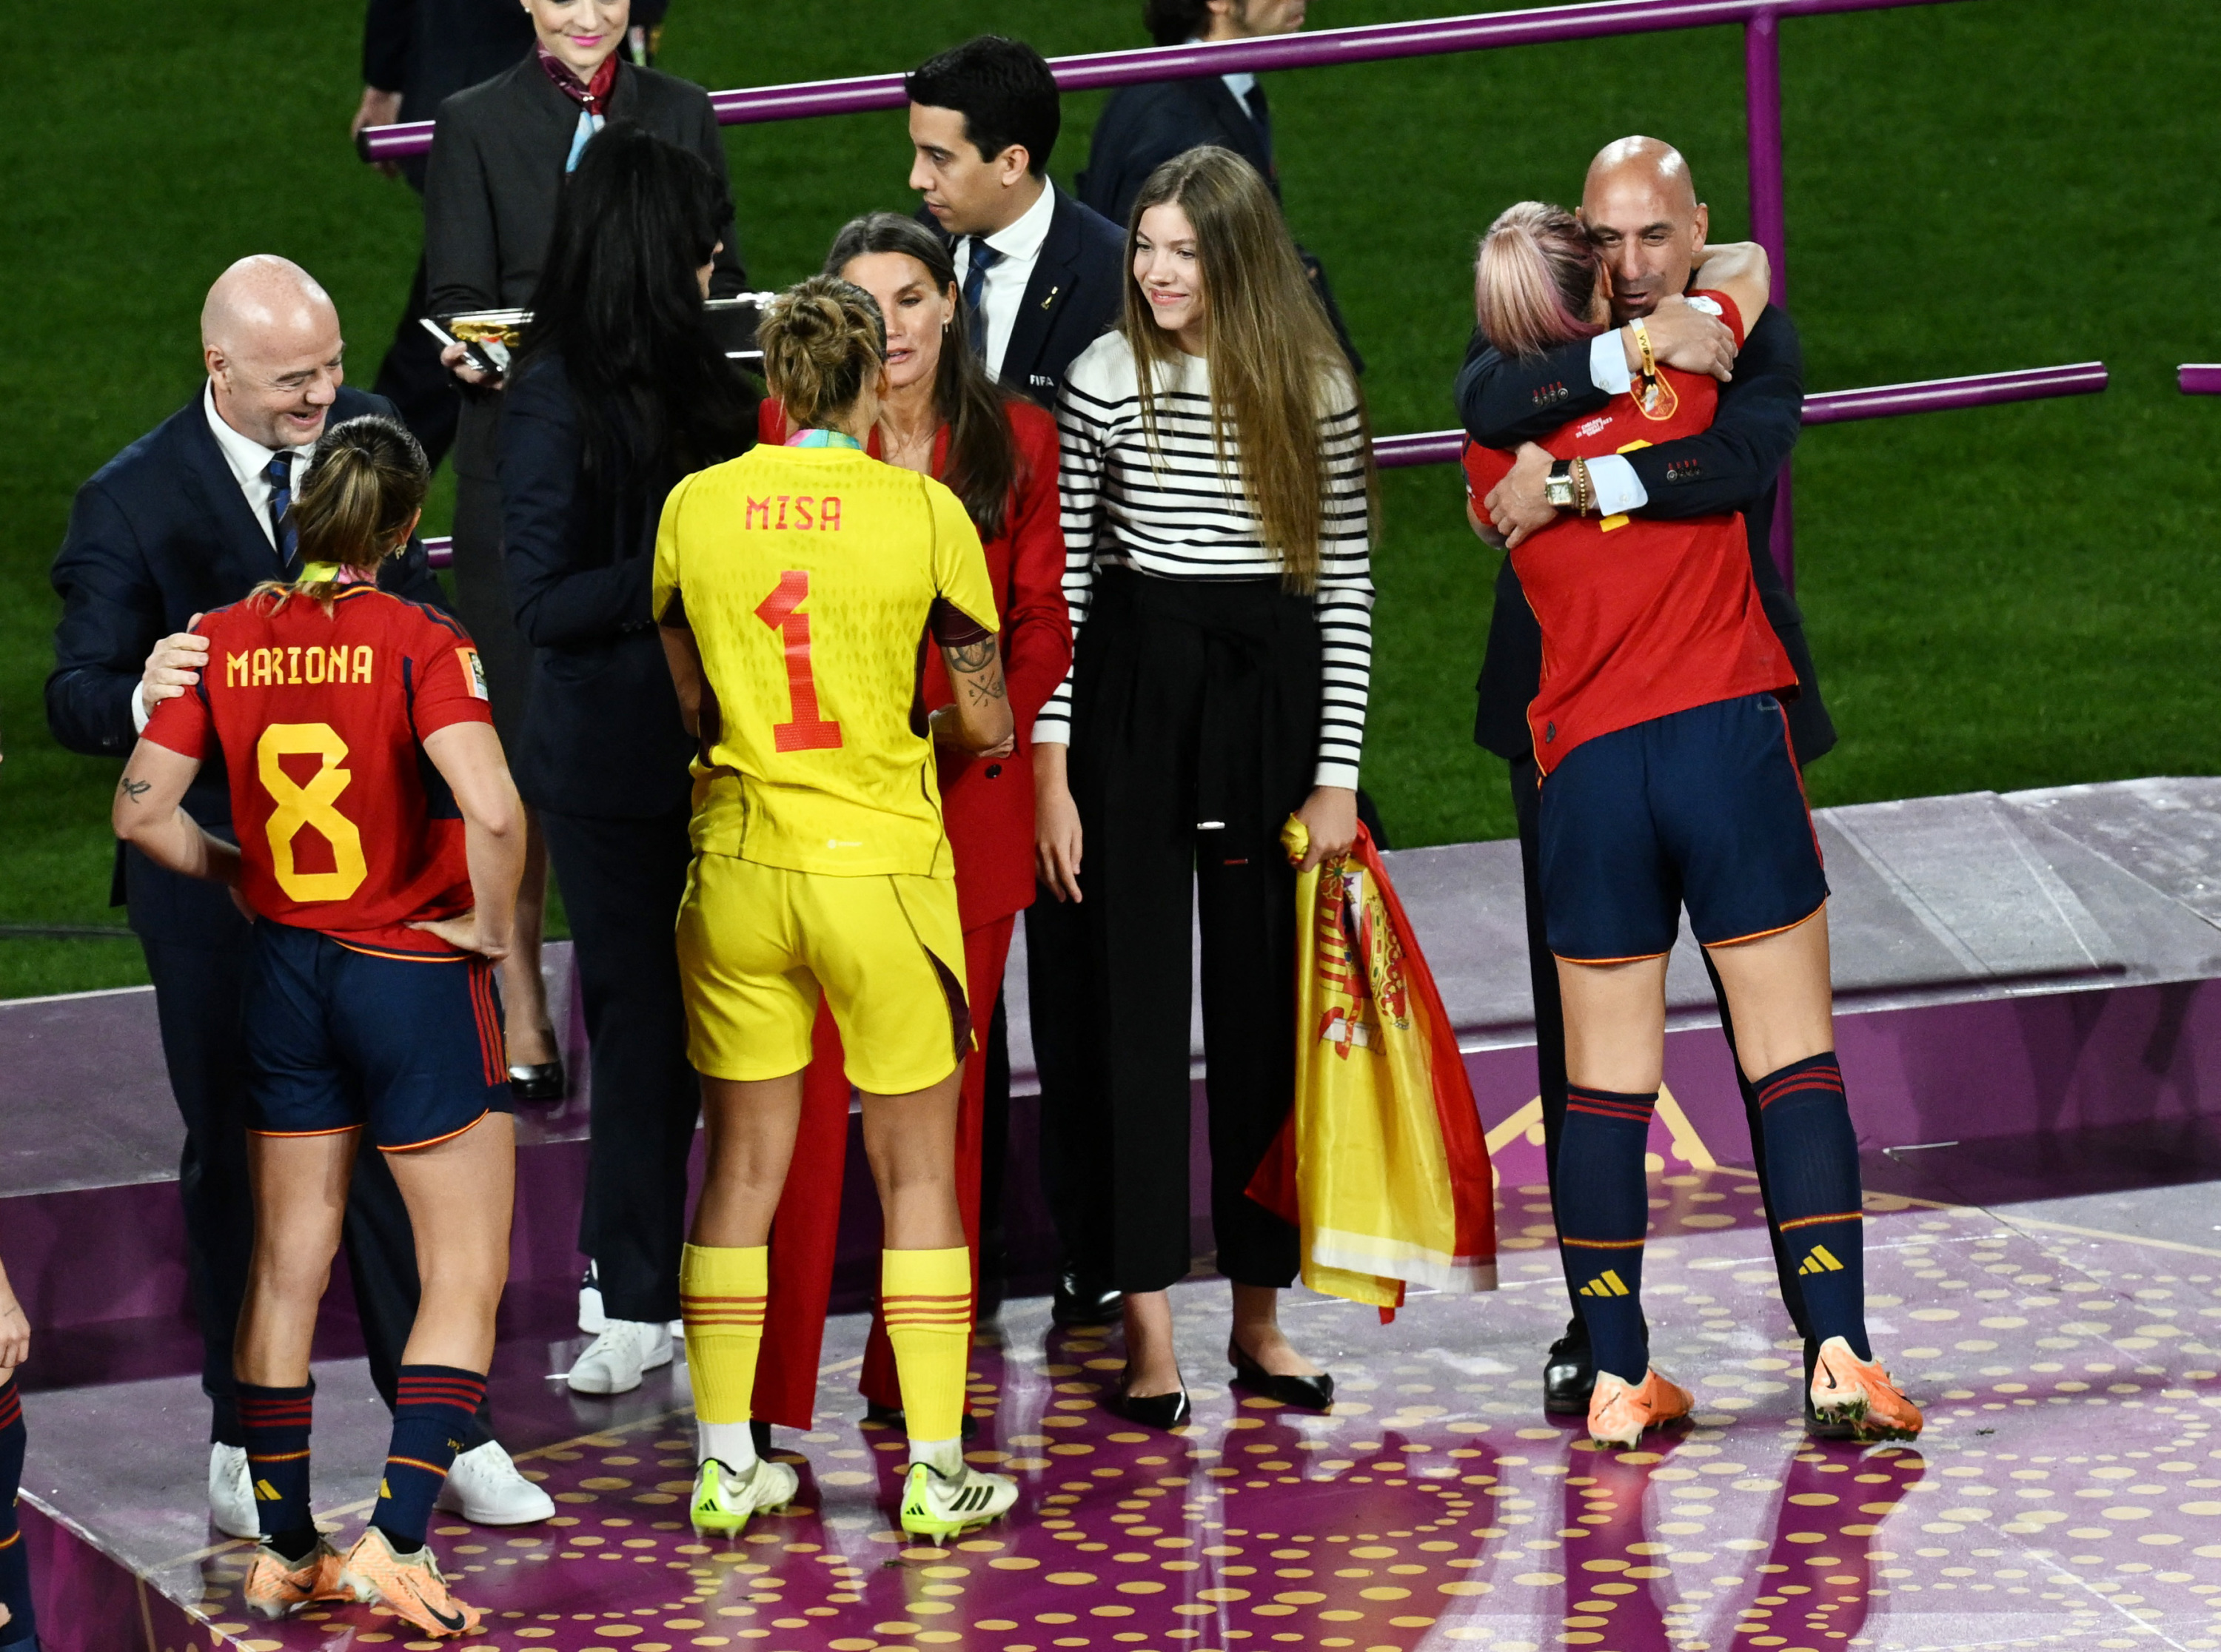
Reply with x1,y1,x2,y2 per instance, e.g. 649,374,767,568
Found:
338,1526,483,1639
1587,1367,1694,1448
244,1538,347,1619
1809,1335,1924,1440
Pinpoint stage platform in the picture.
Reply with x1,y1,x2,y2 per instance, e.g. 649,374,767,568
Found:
5,779,2221,1651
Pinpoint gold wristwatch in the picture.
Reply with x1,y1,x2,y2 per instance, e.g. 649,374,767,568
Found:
1545,460,1577,510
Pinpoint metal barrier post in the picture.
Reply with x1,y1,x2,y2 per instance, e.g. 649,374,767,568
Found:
1744,6,1794,587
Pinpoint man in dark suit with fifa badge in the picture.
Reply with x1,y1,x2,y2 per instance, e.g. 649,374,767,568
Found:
45,255,551,1537
1458,137,1835,1420
906,36,1125,409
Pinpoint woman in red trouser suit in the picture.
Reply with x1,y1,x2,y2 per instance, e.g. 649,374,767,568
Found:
748,214,1071,1430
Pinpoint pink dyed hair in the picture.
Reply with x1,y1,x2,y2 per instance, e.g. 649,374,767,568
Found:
1474,201,1605,358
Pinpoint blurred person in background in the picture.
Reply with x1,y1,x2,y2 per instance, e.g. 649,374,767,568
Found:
498,124,759,1397
747,212,1071,1440
422,0,748,1108
1080,0,1359,368
905,33,1128,1331
46,256,549,1539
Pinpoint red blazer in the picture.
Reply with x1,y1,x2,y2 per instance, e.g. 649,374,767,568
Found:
757,398,1072,930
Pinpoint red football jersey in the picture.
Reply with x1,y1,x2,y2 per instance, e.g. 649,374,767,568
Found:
1462,291,1794,774
143,585,495,953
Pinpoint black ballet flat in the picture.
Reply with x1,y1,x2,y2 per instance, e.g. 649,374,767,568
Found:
1107,1386,1191,1431
1228,1341,1335,1411
508,1058,567,1103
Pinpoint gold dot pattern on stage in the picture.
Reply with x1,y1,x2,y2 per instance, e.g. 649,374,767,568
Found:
176,1171,2221,1652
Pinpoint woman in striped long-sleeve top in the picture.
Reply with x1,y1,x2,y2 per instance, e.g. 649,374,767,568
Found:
1030,145,1377,1427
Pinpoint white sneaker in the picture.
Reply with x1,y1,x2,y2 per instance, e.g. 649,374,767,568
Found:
899,1460,1017,1539
689,1454,799,1535
578,1262,606,1337
210,1441,260,1539
566,1320,673,1395
435,1438,557,1525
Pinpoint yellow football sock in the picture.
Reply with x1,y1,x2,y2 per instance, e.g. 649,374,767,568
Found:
880,1246,972,1446
680,1243,767,1427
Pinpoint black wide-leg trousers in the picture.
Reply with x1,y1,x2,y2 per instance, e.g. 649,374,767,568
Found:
1061,569,1316,1297
540,806,700,1326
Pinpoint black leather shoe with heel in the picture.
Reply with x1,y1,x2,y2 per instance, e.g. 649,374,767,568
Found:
1107,1386,1191,1431
509,1057,567,1103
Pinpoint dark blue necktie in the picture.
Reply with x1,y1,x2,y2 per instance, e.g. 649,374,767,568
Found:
1243,83,1275,167
265,451,298,568
962,237,1000,359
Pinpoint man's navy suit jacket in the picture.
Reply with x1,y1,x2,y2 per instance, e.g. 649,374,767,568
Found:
47,384,445,940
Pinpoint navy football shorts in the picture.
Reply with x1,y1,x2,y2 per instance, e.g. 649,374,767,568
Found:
1537,691,1828,964
244,919,512,1151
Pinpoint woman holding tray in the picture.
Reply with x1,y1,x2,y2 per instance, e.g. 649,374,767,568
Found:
1461,201,1922,1448
422,0,749,1105
745,212,1072,1440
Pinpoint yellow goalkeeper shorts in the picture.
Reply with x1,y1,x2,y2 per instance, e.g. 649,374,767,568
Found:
675,853,971,1095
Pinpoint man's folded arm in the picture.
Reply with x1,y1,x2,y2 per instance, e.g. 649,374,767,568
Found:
46,483,163,756
1619,318,1804,521
1455,329,1612,449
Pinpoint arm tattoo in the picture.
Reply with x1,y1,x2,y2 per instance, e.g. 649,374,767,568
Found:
118,776,150,804
965,672,1008,705
944,639,1000,674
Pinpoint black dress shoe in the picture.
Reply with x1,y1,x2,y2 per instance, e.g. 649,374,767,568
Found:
862,1401,979,1440
1051,1270,1122,1329
508,1058,567,1103
1227,1342,1334,1411
1107,1386,1191,1431
1542,1317,1596,1415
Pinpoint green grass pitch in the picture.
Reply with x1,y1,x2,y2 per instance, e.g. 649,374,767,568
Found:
1,0,2214,998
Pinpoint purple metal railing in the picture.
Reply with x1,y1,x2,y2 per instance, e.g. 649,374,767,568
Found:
421,361,2108,568
369,0,1983,587
2180,366,2221,394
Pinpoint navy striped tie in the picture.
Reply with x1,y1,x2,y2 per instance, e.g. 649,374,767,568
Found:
265,451,298,568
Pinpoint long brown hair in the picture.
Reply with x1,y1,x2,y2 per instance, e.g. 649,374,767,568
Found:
1122,146,1372,592
756,276,885,430
252,416,427,614
1474,201,1605,357
824,212,1019,541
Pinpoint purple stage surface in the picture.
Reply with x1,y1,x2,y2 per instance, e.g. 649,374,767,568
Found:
7,779,2221,1648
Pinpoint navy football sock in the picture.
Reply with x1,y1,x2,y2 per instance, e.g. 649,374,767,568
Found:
1755,1052,1871,1361
1555,1085,1658,1384
237,1380,316,1551
0,1380,34,1648
372,1366,486,1551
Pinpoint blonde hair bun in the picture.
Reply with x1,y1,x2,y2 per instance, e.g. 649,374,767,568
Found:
757,275,885,431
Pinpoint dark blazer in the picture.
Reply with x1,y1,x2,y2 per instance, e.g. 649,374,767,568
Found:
942,185,1125,409
1458,303,1834,765
423,54,748,320
1079,75,1273,229
498,352,726,819
46,386,445,939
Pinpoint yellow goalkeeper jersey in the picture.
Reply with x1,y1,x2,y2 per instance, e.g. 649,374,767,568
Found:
652,442,999,879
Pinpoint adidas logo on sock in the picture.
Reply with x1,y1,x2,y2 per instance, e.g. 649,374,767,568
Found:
1797,1244,1845,1276
254,1478,283,1502
1578,1270,1631,1298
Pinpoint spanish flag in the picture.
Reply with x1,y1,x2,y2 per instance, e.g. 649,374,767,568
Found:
1247,820,1497,1317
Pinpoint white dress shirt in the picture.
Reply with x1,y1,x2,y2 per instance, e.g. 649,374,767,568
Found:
951,180,1059,383
203,382,315,551
141,388,316,731
1581,332,1649,516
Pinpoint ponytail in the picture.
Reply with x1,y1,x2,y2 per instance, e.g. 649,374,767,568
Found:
252,415,429,614
756,275,885,433
1474,202,1606,359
